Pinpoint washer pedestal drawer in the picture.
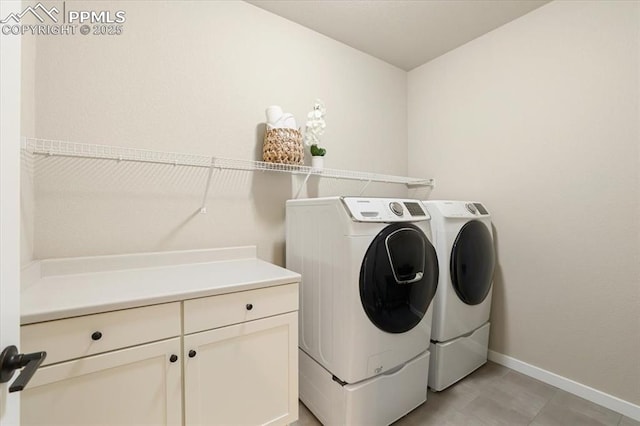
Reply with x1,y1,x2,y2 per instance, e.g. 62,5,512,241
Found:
299,349,429,426
428,322,490,391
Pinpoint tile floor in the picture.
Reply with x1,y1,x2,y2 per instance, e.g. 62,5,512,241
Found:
295,362,639,426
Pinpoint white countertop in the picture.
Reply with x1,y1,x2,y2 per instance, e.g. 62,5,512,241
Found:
21,247,300,324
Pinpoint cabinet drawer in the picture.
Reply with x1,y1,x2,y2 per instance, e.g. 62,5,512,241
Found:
21,302,181,366
184,283,298,334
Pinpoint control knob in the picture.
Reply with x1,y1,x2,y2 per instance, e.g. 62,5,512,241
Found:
465,203,477,214
389,202,403,216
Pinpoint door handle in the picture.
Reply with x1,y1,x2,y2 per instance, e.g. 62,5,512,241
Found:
395,271,424,284
0,345,47,393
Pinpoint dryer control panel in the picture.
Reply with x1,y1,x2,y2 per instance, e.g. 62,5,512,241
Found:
341,197,430,222
425,200,490,218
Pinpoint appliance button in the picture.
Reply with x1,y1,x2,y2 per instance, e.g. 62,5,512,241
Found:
389,202,403,216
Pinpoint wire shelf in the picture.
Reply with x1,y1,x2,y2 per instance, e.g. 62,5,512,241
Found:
23,138,434,188
22,138,435,211
211,157,433,187
23,138,213,168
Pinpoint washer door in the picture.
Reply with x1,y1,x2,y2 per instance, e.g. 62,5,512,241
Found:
359,223,439,334
450,220,495,305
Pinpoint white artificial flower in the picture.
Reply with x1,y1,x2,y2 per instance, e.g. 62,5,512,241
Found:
303,99,326,147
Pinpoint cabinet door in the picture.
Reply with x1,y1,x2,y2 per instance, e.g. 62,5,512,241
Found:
184,312,298,426
21,338,182,426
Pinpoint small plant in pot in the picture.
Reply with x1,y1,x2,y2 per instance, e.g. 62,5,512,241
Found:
304,99,327,169
310,144,326,157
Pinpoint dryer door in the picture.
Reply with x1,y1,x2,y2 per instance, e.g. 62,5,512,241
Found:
359,223,439,333
450,220,495,305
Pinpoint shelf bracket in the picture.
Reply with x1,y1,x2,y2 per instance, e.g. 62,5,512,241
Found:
199,157,216,214
294,170,314,199
357,179,372,196
407,178,436,189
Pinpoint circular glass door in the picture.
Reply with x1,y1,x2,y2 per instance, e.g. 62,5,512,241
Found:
450,220,495,305
359,223,439,333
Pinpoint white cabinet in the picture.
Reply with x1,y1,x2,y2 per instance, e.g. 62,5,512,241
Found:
22,338,183,426
183,283,299,426
20,283,299,426
184,313,298,426
21,303,182,426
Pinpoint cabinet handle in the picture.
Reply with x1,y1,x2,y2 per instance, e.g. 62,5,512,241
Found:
188,350,197,358
246,303,253,311
169,354,178,363
0,345,47,393
91,331,102,341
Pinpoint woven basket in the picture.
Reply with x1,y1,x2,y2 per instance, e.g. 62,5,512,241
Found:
263,127,304,165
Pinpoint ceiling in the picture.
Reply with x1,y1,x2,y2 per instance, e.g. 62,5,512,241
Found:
247,0,549,71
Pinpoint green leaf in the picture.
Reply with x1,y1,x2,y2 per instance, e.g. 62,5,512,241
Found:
310,144,326,156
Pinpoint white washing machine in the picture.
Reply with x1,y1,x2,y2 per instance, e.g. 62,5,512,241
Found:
422,200,495,391
286,197,439,426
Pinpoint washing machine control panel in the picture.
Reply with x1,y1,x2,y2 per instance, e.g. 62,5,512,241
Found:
342,197,430,222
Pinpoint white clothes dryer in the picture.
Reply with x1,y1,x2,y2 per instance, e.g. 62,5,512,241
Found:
286,197,439,426
422,200,495,391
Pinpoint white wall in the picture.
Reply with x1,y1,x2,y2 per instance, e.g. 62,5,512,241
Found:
408,0,639,405
29,0,408,265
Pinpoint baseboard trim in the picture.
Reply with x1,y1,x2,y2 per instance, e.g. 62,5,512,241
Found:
488,350,640,421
